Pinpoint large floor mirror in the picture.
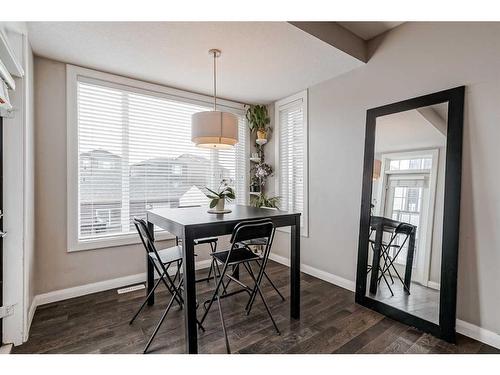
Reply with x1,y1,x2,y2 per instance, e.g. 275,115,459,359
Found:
355,87,465,342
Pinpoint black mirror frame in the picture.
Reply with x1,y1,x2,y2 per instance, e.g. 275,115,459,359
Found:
355,86,465,343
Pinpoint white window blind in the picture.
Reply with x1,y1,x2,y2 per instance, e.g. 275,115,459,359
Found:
275,90,308,236
74,74,247,245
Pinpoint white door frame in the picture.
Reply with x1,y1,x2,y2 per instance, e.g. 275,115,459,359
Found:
1,26,31,346
374,149,439,287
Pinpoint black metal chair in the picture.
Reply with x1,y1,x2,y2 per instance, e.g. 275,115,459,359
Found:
368,222,415,295
199,219,280,354
130,217,205,353
235,216,285,315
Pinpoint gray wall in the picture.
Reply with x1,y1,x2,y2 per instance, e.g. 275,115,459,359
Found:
34,57,152,293
271,22,500,334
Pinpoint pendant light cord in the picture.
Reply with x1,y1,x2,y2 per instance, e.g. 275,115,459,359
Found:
213,50,217,111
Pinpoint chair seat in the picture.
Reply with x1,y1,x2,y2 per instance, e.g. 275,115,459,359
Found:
239,237,267,246
369,239,399,248
149,245,183,265
211,247,260,265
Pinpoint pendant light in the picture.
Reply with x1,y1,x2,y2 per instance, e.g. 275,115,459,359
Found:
191,49,238,149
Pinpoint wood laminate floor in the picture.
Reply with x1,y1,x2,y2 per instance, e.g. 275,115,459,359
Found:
13,261,499,354
368,279,440,324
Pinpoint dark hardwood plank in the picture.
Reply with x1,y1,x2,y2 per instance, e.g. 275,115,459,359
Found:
13,261,498,354
333,317,396,353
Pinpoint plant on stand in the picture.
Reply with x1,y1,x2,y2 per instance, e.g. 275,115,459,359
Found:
250,162,281,208
246,104,271,142
204,179,235,212
250,193,281,209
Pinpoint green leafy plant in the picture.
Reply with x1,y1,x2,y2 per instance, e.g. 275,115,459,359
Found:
246,105,271,133
204,179,235,208
250,193,281,209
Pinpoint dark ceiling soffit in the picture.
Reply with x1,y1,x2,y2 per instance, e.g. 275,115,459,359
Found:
288,21,368,63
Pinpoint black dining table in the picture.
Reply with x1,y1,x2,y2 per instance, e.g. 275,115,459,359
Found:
146,205,301,354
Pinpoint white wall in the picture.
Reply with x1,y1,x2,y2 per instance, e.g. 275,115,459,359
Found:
271,22,500,337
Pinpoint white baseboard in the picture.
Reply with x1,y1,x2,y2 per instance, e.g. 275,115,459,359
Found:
269,252,500,349
35,259,212,307
427,281,441,290
269,253,356,292
0,344,13,354
456,319,500,349
26,259,213,340
34,272,148,307
25,298,38,341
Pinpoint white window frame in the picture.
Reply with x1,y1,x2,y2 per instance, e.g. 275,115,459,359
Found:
67,64,248,252
274,90,309,237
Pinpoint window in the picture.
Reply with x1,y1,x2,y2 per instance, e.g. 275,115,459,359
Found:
275,90,308,236
67,65,248,251
389,157,432,171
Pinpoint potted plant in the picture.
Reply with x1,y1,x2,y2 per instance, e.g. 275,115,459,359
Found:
204,179,235,212
250,193,281,209
246,104,271,141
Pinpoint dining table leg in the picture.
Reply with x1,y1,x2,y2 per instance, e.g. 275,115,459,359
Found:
404,228,416,293
181,227,198,354
290,215,301,319
369,222,383,295
146,220,155,306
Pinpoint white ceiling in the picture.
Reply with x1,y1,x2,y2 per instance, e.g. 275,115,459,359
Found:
375,104,447,154
27,22,365,104
338,22,403,41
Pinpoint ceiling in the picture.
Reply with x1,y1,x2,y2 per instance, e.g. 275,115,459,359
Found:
27,22,365,104
375,104,447,154
338,22,403,41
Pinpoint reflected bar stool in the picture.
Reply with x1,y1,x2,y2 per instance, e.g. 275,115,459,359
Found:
378,223,414,294
368,222,415,295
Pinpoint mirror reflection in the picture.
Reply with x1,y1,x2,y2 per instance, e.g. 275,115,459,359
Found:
366,102,448,324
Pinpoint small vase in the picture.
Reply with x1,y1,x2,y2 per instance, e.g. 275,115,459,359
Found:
257,130,267,140
216,199,225,211
250,184,260,193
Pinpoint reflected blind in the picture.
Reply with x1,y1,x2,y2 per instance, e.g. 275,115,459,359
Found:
277,96,306,229
77,78,247,240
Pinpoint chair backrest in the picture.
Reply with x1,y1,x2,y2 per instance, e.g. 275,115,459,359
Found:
133,217,158,255
230,218,274,244
395,222,415,236
229,220,276,277
134,217,175,280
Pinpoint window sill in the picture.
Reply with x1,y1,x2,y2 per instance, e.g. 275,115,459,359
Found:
68,231,176,252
